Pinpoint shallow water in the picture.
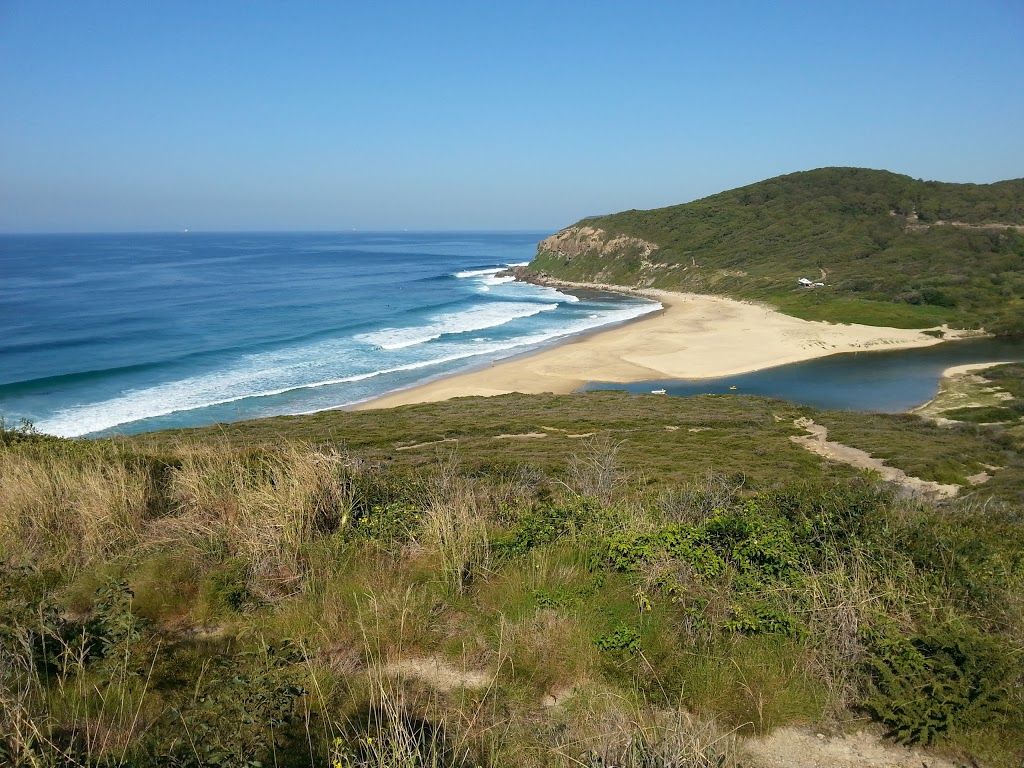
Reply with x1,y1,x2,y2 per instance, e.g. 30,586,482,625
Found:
582,336,1024,412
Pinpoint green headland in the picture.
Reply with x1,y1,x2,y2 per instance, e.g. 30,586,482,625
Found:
530,167,1024,333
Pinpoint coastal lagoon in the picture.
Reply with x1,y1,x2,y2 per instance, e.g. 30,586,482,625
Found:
583,336,1024,412
1,232,657,436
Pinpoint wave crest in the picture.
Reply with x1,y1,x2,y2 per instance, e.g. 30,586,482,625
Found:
354,302,558,350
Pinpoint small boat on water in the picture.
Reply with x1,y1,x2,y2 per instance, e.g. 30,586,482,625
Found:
651,389,667,395
729,385,738,390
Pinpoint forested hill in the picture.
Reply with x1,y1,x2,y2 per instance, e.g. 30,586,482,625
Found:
530,168,1024,333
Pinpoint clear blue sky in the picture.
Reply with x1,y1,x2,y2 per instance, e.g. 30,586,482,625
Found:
1,1,1022,232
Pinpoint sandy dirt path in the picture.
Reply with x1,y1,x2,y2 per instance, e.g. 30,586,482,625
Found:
790,417,960,499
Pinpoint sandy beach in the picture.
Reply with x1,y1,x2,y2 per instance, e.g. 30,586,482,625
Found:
354,287,976,411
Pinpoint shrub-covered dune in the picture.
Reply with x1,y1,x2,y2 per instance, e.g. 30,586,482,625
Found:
3,391,1024,766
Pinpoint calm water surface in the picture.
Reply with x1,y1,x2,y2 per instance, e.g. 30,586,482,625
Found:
582,337,1024,412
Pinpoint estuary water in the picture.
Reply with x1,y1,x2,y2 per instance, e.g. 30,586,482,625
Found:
583,336,1024,412
0,232,659,437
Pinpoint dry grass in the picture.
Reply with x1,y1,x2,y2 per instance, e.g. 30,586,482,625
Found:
548,688,742,768
0,449,150,569
798,557,872,717
3,408,1022,766
421,454,491,597
0,607,155,766
159,441,351,596
565,435,624,504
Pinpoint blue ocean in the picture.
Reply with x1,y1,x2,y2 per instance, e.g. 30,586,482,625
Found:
0,232,659,437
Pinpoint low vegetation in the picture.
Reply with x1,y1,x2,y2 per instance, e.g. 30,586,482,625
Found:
943,363,1024,425
914,363,1024,439
2,391,1024,766
530,167,1024,333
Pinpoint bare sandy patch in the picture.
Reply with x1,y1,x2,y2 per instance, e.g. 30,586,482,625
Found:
743,726,957,768
494,432,547,440
941,361,1013,378
395,438,458,451
382,657,493,691
966,471,992,485
790,418,959,499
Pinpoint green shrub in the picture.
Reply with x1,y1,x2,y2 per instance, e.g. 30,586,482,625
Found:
593,623,642,653
201,556,257,613
723,602,803,638
83,579,148,662
151,642,307,767
491,496,600,558
942,405,1022,424
862,623,1013,744
351,501,421,542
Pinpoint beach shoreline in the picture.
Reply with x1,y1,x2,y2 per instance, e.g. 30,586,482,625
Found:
352,281,982,411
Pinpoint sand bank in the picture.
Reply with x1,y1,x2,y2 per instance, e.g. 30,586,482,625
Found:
941,361,1012,378
911,360,1013,421
354,288,976,411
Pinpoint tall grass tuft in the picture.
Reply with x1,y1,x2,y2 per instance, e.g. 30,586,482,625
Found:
421,452,490,597
162,441,351,596
0,449,150,569
0,579,156,767
550,691,741,768
566,436,623,504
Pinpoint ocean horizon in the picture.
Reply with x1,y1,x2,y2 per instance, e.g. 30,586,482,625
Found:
0,231,659,437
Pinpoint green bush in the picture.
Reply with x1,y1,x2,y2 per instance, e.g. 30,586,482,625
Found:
201,557,257,613
351,501,422,542
593,623,642,653
862,623,1013,744
84,579,148,661
150,642,307,767
491,496,600,558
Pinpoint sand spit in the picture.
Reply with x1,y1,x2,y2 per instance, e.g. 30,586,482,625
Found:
912,360,1015,421
355,286,976,411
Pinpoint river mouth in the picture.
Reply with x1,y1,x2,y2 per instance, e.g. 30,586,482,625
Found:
580,337,1024,413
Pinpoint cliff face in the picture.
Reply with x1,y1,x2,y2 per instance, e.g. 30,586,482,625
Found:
533,226,666,286
537,226,659,262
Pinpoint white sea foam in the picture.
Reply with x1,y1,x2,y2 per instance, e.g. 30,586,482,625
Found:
35,345,514,438
453,264,581,304
354,302,558,350
37,298,661,438
453,267,502,279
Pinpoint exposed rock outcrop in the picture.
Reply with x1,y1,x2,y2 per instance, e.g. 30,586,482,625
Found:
537,226,658,262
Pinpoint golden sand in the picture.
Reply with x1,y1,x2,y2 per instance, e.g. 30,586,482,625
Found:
354,288,974,411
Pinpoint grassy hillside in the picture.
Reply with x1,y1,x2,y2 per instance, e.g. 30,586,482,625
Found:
530,168,1024,333
3,392,1024,766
